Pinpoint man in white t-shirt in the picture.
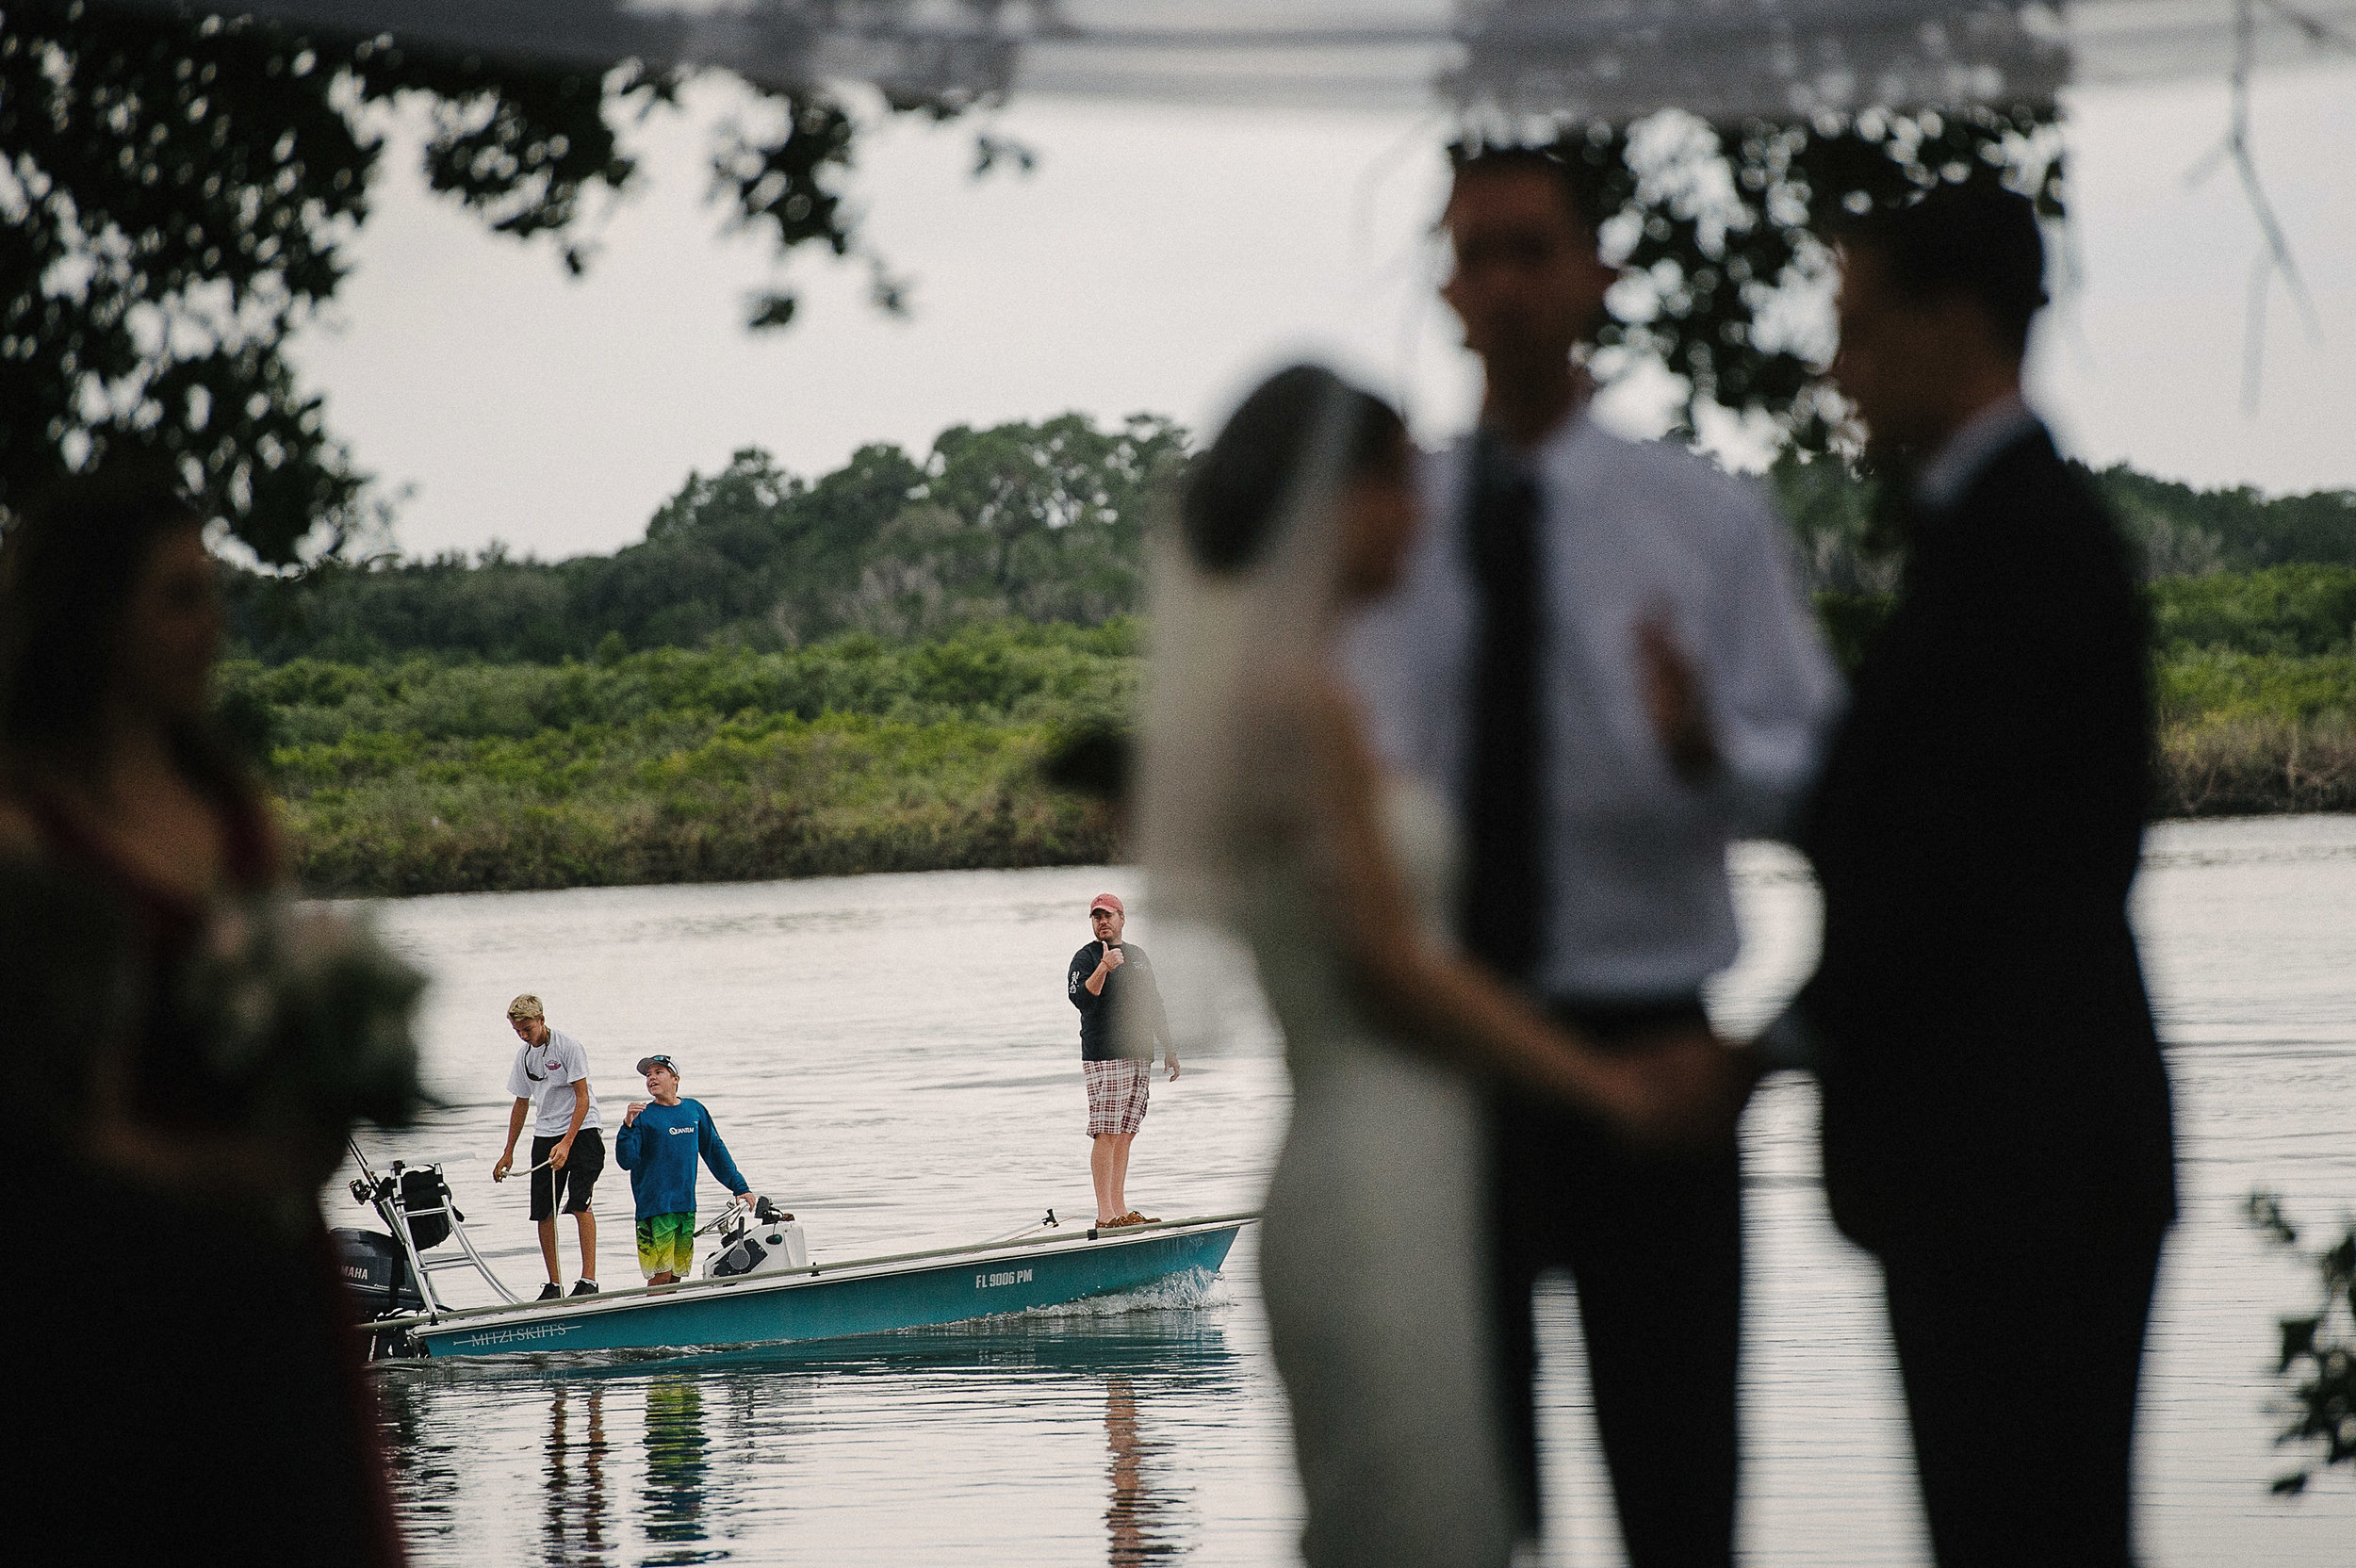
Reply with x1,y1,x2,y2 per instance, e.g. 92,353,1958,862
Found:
491,993,605,1299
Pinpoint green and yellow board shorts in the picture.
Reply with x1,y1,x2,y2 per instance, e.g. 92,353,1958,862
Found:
635,1213,696,1279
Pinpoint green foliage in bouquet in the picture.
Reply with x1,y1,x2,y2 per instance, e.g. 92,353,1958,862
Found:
179,894,434,1133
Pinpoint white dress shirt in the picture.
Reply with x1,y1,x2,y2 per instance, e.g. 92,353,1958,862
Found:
1913,392,2038,515
1342,413,1843,1001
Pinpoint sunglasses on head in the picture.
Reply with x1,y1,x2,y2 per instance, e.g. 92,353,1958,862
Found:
645,1056,678,1072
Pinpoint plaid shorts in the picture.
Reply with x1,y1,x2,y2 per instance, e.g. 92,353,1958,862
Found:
1084,1057,1153,1136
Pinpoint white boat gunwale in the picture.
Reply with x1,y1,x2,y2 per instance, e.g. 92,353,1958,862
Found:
364,1210,1259,1337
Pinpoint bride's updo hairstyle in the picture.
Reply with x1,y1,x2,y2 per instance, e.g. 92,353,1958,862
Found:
1179,365,1406,576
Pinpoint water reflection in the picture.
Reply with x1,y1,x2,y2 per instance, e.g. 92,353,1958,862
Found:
542,1386,612,1565
372,1366,462,1543
1104,1374,1177,1564
348,834,2356,1566
643,1377,724,1563
369,1313,1244,1563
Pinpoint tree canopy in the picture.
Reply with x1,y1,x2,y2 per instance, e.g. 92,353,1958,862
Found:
0,1,973,563
227,411,1189,662
1532,102,2063,447
0,8,2102,565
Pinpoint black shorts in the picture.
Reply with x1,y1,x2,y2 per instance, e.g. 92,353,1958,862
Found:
529,1129,605,1220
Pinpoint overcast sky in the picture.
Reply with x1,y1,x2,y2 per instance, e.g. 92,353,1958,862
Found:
287,62,2356,564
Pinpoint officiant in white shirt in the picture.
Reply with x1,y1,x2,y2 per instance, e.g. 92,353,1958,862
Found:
1343,143,1841,1568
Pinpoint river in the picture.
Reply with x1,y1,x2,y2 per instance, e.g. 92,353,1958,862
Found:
344,813,2355,1564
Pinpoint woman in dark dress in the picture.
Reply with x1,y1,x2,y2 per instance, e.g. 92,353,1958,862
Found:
2,472,410,1565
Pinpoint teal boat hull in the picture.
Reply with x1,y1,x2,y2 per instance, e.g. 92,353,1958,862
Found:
398,1217,1247,1360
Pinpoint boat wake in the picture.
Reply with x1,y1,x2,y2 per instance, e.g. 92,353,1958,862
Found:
1001,1265,1228,1320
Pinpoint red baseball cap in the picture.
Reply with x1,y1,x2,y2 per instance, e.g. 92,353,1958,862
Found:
1089,893,1124,916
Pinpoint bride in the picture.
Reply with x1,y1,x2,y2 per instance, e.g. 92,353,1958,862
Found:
1138,365,1733,1566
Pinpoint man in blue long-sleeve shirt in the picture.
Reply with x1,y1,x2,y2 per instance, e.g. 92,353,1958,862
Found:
614,1054,755,1285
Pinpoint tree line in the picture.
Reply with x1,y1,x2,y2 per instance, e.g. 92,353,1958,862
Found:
221,410,2353,668
226,415,1185,662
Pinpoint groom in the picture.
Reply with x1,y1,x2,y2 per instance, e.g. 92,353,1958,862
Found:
1768,185,2176,1567
1345,144,1839,1564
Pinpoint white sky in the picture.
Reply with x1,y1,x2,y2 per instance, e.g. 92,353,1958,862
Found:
288,62,2356,564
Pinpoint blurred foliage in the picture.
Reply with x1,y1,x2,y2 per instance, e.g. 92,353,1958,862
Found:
2149,565,2355,658
225,413,1186,659
229,597,2352,894
1529,104,2064,448
0,2,993,564
2152,647,2356,817
222,618,1140,754
1771,449,2354,603
2097,467,2356,576
2155,711,2356,818
222,620,1136,892
224,403,2349,672
195,403,2354,888
270,707,1113,896
1808,592,1893,678
2142,583,2353,815
2153,648,2356,728
2246,1192,2356,1496
1768,449,1901,604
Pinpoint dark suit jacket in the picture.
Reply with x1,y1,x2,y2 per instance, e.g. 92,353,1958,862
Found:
1796,424,2176,1256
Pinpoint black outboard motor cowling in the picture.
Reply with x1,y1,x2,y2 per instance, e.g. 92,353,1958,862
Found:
334,1228,427,1317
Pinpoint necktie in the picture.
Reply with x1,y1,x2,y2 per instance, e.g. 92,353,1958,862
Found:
1459,430,1547,981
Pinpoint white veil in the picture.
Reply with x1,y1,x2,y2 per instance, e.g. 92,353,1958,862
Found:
1133,368,1366,1050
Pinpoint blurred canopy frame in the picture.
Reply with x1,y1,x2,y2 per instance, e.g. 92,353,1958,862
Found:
82,2,2353,118
29,1,2353,558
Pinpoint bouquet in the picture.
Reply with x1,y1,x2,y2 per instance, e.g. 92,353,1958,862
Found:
178,893,434,1137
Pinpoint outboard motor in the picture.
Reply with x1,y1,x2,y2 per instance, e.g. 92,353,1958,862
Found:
334,1228,428,1316
335,1142,520,1357
335,1162,461,1318
705,1196,810,1279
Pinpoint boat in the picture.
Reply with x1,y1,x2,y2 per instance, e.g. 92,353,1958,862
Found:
333,1142,1251,1361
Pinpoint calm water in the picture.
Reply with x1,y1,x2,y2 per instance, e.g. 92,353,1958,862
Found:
343,815,2356,1565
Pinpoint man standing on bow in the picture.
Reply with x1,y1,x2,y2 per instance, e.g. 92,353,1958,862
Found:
1344,144,1841,1565
1068,893,1179,1229
1762,186,2174,1568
